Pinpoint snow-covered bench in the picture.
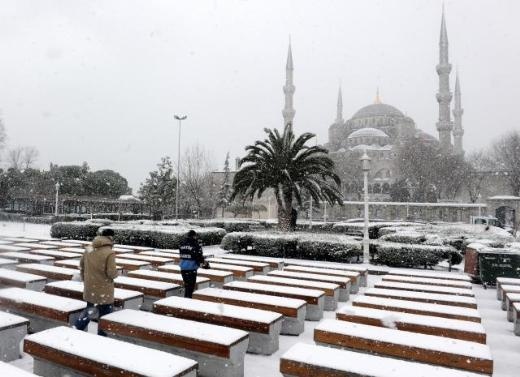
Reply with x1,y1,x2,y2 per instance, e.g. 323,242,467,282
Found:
114,276,181,311
353,295,481,322
115,253,175,267
154,296,283,355
115,257,153,272
24,326,198,377
53,258,124,275
60,239,91,245
284,260,368,287
16,263,78,282
114,244,155,252
513,302,520,336
128,269,211,292
193,287,306,335
0,252,54,265
0,287,86,332
0,362,39,377
220,254,284,270
374,281,474,297
158,264,234,287
44,280,144,310
248,274,339,311
336,306,486,343
57,246,85,254
0,311,29,361
268,270,351,301
13,243,57,250
0,245,31,253
364,287,478,308
206,257,270,274
0,257,17,270
505,293,520,322
283,265,361,293
0,268,47,291
500,284,520,310
223,281,324,321
314,319,493,375
382,274,473,289
496,277,520,300
204,262,254,280
388,268,471,282
40,241,82,248
280,343,486,377
100,309,248,377
27,249,80,260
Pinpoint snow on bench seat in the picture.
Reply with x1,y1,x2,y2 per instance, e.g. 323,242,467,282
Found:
154,296,283,355
0,362,39,377
382,274,473,289
0,311,29,361
206,257,270,274
0,287,86,332
223,281,324,321
336,306,486,343
0,240,13,244
114,244,155,252
353,295,481,322
513,302,520,336
13,243,57,250
364,287,478,308
388,268,471,282
500,284,520,310
283,265,361,293
0,268,47,291
115,276,182,311
128,270,211,292
248,274,339,311
57,246,86,254
374,281,475,297
16,263,78,282
100,309,248,377
280,343,486,377
204,262,254,280
0,245,31,253
0,257,18,270
115,253,175,266
27,249,81,260
39,241,83,248
53,258,124,274
0,252,54,265
1,237,39,243
496,277,520,300
61,239,91,245
283,260,368,286
314,319,493,375
24,326,198,377
193,287,306,335
115,257,153,272
505,293,520,322
220,254,284,269
268,270,351,301
158,264,234,287
44,280,144,310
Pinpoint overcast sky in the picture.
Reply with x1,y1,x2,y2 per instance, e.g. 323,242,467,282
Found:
1,0,519,191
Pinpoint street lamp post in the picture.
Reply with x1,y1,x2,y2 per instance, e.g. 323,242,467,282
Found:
54,182,60,217
360,150,371,263
174,114,187,219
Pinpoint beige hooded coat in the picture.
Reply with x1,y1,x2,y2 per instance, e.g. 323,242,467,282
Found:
80,236,118,305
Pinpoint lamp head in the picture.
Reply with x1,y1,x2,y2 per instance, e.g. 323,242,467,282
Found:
174,115,187,121
360,150,371,172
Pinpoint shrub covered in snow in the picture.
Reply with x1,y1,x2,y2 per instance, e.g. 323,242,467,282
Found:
379,231,426,244
187,219,257,232
50,221,101,240
332,221,420,238
373,241,459,268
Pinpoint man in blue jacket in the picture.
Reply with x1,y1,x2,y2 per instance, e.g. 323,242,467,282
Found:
179,230,208,298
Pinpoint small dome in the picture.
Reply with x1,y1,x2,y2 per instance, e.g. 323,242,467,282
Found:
352,103,404,119
348,127,389,139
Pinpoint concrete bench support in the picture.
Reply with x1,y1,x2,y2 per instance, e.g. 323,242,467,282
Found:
0,312,29,362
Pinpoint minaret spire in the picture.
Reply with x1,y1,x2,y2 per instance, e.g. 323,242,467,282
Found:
335,85,343,123
436,4,453,153
282,40,295,126
374,87,382,104
452,70,464,155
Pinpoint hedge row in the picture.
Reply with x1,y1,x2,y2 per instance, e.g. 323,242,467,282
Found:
220,232,362,263
50,221,101,240
371,241,461,268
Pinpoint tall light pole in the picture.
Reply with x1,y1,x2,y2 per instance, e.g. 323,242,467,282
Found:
174,114,187,219
54,182,60,217
360,150,371,263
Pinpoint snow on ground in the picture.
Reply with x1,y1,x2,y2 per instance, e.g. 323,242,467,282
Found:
3,222,520,376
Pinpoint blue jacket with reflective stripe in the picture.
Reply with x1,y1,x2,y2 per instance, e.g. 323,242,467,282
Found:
179,237,204,271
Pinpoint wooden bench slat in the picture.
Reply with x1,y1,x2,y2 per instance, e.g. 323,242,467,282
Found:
158,265,234,284
365,288,478,308
374,281,474,297
382,274,473,289
127,270,210,289
16,263,77,281
206,257,270,273
224,281,324,304
115,276,180,298
388,269,471,282
220,254,283,269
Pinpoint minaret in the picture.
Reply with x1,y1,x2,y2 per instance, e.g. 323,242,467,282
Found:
436,5,453,153
282,41,295,126
335,86,344,124
452,71,464,155
374,87,382,104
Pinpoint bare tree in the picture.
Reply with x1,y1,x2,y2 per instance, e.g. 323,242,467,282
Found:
493,131,520,196
0,117,6,154
22,146,39,169
465,149,496,202
7,147,23,170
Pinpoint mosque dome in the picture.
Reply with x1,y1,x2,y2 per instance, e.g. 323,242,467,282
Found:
352,103,404,119
348,127,389,139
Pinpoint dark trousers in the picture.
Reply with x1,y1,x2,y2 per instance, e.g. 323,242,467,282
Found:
181,270,198,298
74,302,114,336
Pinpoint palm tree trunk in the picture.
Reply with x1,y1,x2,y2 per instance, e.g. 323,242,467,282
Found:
278,207,292,231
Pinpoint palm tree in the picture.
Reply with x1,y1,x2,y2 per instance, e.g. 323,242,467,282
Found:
231,124,343,231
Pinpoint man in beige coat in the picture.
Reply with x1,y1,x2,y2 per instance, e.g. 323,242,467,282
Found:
74,228,118,336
